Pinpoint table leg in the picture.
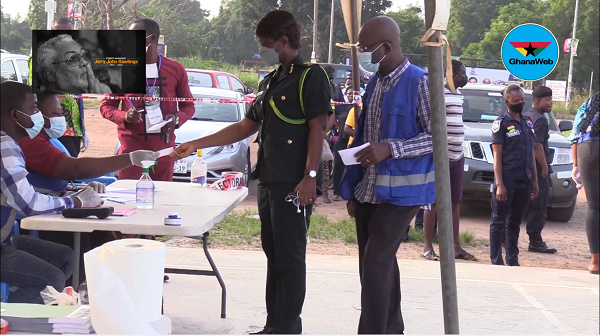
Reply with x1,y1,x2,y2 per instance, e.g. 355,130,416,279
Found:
202,232,227,319
72,232,81,292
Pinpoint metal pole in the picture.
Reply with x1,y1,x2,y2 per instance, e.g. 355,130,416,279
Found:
45,0,55,29
424,0,459,334
312,0,319,63
350,0,361,126
589,72,594,98
328,0,335,63
566,0,579,106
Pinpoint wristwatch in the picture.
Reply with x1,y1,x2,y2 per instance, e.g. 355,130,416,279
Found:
305,170,317,178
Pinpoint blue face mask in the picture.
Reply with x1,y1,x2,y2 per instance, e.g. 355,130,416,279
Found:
357,43,386,73
16,109,44,139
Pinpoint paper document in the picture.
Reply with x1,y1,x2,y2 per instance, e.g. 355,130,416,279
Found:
338,142,370,165
147,119,171,132
158,147,174,158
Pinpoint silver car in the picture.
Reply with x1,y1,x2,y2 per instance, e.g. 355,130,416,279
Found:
172,87,256,184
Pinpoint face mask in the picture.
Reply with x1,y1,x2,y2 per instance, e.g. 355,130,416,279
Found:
259,40,282,66
44,115,67,139
357,43,386,73
16,109,44,139
506,101,525,114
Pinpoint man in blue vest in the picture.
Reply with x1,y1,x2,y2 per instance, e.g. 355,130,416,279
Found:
339,16,434,334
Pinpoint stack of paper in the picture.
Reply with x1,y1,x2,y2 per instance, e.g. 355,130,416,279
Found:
100,188,137,203
0,303,93,334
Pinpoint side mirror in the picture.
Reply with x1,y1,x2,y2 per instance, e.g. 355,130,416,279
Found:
559,120,573,132
246,87,254,94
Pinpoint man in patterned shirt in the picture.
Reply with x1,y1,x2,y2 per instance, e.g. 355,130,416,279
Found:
0,82,102,303
339,17,434,334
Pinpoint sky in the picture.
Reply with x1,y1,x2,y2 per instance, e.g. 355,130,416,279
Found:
1,0,419,20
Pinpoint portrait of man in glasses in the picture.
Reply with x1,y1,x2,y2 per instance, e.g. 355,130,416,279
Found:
35,34,112,94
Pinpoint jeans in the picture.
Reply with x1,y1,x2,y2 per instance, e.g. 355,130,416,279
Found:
0,235,73,303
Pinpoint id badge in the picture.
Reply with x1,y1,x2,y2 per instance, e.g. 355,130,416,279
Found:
145,104,163,133
146,63,159,78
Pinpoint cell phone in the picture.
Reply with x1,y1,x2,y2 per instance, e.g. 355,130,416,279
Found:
62,207,114,219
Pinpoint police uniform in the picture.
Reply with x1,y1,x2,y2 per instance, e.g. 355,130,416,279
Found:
490,112,535,266
245,54,331,334
524,108,553,246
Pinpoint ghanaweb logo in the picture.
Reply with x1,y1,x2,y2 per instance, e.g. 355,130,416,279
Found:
501,24,559,81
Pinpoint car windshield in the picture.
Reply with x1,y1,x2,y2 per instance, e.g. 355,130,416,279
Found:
192,95,240,122
461,89,558,131
188,72,212,87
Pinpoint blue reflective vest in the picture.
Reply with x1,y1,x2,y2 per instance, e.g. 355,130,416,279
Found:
339,64,435,206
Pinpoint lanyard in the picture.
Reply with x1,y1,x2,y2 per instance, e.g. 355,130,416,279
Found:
145,55,161,98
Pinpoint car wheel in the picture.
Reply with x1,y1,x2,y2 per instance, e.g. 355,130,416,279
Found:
546,199,576,222
244,149,251,187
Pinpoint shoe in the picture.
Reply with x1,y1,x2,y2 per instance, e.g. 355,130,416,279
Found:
332,195,342,201
528,241,557,253
507,261,520,266
422,250,439,261
249,327,274,334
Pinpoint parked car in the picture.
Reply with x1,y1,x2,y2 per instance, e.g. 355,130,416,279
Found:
461,83,578,222
318,63,366,87
172,87,256,184
1,52,30,85
186,69,255,99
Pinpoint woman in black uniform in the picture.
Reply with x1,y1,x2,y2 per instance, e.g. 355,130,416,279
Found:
172,10,331,334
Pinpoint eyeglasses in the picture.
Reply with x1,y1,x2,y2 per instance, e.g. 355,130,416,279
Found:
357,42,385,53
52,51,91,67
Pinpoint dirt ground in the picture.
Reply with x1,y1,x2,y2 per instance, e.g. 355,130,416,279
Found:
82,107,592,271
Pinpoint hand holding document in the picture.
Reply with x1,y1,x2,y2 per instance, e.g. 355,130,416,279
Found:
147,119,171,132
338,142,370,165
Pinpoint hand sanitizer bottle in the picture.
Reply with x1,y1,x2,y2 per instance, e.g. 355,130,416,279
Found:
190,149,207,187
136,161,155,209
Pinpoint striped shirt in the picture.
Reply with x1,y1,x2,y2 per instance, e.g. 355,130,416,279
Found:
355,58,433,204
445,87,464,161
1,131,74,243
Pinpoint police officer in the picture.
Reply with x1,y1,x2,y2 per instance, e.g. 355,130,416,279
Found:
524,86,557,253
172,10,331,334
490,84,539,266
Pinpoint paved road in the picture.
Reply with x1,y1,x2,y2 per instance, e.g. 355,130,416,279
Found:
163,248,599,334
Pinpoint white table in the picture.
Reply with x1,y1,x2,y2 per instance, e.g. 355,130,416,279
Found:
20,180,248,319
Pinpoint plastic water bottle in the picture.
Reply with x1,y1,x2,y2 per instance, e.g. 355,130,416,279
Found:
190,149,207,187
136,163,155,209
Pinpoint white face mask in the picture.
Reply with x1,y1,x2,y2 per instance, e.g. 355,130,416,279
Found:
357,43,386,73
16,109,44,139
259,40,283,66
44,115,67,139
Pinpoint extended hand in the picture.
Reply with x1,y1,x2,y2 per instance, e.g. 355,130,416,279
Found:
87,181,106,193
129,150,160,167
81,135,90,152
355,142,391,166
74,187,103,208
294,177,317,206
171,142,197,160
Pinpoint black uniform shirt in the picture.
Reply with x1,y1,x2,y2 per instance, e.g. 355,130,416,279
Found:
491,111,535,181
524,108,553,174
245,54,332,183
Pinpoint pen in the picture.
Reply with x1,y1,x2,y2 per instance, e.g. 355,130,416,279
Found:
106,199,127,204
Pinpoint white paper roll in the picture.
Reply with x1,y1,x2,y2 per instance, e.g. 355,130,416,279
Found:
84,238,166,334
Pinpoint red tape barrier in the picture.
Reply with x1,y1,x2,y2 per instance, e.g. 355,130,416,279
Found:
57,94,354,105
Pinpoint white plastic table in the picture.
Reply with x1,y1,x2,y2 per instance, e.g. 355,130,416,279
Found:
20,180,248,318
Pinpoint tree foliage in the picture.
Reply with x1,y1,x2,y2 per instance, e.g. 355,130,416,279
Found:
1,7,31,54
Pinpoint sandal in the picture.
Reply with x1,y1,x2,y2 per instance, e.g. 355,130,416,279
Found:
455,250,478,261
422,250,439,261
333,195,342,201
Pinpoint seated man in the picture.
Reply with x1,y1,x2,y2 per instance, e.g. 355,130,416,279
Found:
19,91,159,284
0,81,103,303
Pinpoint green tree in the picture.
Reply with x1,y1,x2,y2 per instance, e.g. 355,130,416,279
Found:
543,0,599,90
1,7,32,54
387,5,425,55
447,0,518,55
461,0,549,60
27,0,46,30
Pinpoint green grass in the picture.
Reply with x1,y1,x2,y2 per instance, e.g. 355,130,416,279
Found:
206,210,358,246
458,231,489,247
551,91,591,119
407,227,424,243
83,100,102,109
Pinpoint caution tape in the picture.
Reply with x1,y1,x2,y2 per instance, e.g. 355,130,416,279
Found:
58,94,354,105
